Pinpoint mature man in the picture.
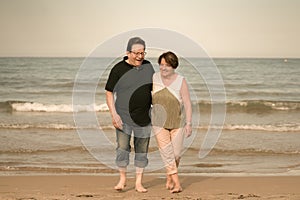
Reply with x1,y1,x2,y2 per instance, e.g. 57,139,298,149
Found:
105,37,154,192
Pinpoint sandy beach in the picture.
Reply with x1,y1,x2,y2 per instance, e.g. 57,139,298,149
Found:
1,175,300,200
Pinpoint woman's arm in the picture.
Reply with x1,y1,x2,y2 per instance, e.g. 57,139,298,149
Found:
180,78,192,137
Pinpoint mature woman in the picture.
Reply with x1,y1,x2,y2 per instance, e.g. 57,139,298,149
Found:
152,51,192,193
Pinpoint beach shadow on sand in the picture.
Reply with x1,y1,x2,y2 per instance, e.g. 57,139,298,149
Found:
143,175,210,191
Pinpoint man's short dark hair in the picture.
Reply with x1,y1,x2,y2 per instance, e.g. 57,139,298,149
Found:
126,37,146,51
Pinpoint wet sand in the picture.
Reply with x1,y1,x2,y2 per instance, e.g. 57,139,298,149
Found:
1,175,300,199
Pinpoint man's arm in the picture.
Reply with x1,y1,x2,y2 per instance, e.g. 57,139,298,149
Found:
106,91,123,130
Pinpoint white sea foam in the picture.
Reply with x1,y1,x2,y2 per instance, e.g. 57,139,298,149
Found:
11,102,109,112
199,123,300,132
0,122,114,130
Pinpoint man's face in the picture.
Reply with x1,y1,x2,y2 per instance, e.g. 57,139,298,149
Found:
126,44,146,67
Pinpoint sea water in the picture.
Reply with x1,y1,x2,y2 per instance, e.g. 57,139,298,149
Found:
0,57,299,175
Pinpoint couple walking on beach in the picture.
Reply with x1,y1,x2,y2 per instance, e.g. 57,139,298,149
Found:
105,37,192,193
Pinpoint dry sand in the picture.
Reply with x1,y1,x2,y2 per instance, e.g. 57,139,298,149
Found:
1,175,300,200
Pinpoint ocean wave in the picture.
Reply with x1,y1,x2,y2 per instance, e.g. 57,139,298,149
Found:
191,147,300,156
1,121,299,132
0,123,77,130
2,146,299,156
211,148,300,155
199,123,300,132
0,101,109,112
0,165,115,174
0,146,86,154
197,100,300,112
0,122,114,130
226,123,300,132
1,100,299,113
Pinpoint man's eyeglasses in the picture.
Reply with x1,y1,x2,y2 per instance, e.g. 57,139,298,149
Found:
130,51,147,56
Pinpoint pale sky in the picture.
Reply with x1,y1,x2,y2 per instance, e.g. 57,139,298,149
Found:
0,0,299,57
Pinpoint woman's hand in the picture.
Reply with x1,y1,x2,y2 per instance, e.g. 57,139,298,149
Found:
184,123,192,137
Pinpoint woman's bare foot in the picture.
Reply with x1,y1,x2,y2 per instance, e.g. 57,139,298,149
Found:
135,184,148,193
170,186,182,193
166,174,174,190
166,182,174,190
166,177,174,190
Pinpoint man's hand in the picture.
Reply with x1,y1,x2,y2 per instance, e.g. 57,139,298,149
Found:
112,113,123,130
106,91,123,130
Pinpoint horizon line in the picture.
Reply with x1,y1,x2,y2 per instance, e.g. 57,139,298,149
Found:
0,56,299,59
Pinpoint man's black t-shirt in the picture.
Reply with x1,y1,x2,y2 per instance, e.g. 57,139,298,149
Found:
105,57,154,126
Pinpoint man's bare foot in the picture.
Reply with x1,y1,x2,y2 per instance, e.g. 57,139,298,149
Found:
114,181,126,191
135,184,148,193
170,186,182,193
115,168,126,191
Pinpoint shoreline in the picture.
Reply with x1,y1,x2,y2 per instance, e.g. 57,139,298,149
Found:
1,175,300,200
1,171,300,177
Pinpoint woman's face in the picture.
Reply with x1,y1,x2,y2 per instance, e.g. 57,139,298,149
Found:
159,58,175,77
